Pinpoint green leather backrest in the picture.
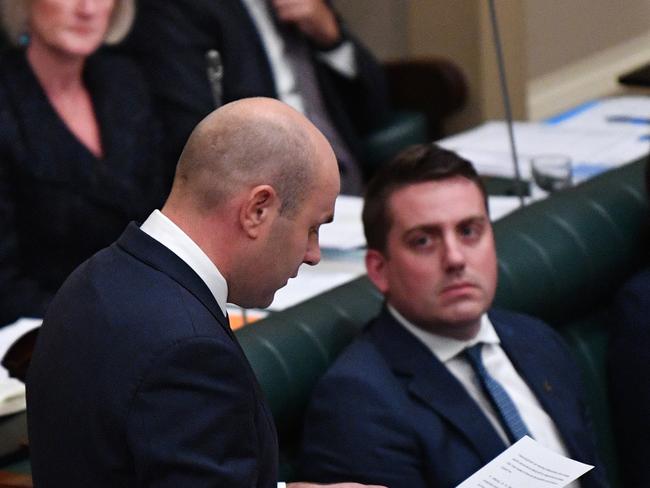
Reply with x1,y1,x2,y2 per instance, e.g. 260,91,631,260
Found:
493,159,648,323
361,110,428,176
236,276,382,479
236,158,649,483
491,158,649,487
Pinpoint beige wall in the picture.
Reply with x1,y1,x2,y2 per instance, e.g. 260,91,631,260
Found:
335,0,650,130
335,0,527,132
525,0,650,78
405,0,527,127
405,0,487,132
332,0,409,60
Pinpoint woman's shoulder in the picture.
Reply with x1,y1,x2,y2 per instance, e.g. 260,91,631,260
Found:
0,48,30,86
0,47,25,66
0,49,25,142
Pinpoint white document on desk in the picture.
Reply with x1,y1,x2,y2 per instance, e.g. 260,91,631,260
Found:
488,196,528,221
553,96,650,134
267,259,365,311
456,436,593,488
439,120,649,182
0,317,41,416
319,195,365,251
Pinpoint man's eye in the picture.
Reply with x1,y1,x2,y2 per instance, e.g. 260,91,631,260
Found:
459,224,482,239
410,235,432,248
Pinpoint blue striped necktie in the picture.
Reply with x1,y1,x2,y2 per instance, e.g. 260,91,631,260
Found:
464,343,531,443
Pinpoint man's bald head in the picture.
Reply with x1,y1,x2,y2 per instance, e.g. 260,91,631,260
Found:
168,97,333,217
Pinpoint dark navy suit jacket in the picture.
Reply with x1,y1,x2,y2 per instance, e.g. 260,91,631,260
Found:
608,267,650,488
299,307,609,488
0,48,164,326
122,0,390,178
27,223,278,487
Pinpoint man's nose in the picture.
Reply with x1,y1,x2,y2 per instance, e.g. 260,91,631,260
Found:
443,236,466,271
303,237,321,266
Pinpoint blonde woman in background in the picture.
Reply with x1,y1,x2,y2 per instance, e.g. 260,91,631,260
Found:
0,0,164,327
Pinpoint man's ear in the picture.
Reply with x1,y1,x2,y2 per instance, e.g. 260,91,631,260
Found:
365,248,389,295
240,185,280,238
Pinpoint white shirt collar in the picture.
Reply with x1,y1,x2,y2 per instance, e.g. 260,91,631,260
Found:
387,304,499,363
140,210,229,317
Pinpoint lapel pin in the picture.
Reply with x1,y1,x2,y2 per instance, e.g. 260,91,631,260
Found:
543,380,553,393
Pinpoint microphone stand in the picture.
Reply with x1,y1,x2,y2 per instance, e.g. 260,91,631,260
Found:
487,0,526,207
205,49,224,108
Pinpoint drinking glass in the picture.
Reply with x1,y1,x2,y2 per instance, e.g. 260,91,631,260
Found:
530,155,572,200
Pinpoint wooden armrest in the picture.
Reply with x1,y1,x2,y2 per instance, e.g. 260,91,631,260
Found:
382,57,468,138
0,471,32,488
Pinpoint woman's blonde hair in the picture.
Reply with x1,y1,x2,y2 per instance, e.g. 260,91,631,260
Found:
0,0,135,46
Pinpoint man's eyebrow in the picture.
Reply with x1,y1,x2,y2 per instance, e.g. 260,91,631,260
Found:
403,215,488,235
403,223,442,236
322,214,334,224
458,215,489,226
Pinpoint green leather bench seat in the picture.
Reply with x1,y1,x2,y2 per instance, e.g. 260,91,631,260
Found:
236,277,383,480
362,110,428,176
236,158,649,486
491,159,649,486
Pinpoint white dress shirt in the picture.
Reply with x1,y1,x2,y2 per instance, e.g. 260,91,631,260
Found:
140,210,228,317
388,305,580,488
141,211,288,488
240,0,357,114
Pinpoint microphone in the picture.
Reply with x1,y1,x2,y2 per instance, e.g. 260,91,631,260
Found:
487,0,525,207
205,49,224,108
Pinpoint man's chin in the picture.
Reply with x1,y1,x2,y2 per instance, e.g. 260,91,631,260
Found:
234,292,275,310
441,301,487,325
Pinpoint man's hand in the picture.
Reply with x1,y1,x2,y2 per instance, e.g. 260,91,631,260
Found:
270,0,341,47
287,483,388,488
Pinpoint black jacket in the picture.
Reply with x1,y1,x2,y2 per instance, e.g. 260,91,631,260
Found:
0,48,164,325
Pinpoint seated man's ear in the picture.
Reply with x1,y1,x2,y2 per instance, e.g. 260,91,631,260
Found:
240,184,281,238
366,248,390,295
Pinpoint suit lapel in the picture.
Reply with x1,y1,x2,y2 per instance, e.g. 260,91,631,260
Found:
370,309,507,464
116,223,233,339
492,312,581,458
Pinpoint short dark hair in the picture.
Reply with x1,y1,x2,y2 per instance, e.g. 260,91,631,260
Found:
362,143,487,253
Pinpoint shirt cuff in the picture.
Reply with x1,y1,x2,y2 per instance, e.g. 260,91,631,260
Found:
277,483,287,488
317,41,358,79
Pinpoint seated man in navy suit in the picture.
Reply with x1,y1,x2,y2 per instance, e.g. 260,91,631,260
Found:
27,97,384,488
299,144,609,488
608,160,650,488
123,0,391,195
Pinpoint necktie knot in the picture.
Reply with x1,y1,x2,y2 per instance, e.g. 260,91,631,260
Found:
464,342,485,369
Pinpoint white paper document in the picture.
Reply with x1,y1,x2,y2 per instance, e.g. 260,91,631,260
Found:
0,318,41,416
456,436,593,488
266,258,365,311
551,96,650,134
439,120,650,182
319,195,366,250
487,196,528,221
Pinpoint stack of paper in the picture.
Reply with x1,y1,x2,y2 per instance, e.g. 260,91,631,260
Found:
457,436,593,488
319,195,366,251
439,119,650,183
0,318,41,416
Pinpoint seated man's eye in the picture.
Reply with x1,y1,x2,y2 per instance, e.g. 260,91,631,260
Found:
411,235,432,248
460,223,482,239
